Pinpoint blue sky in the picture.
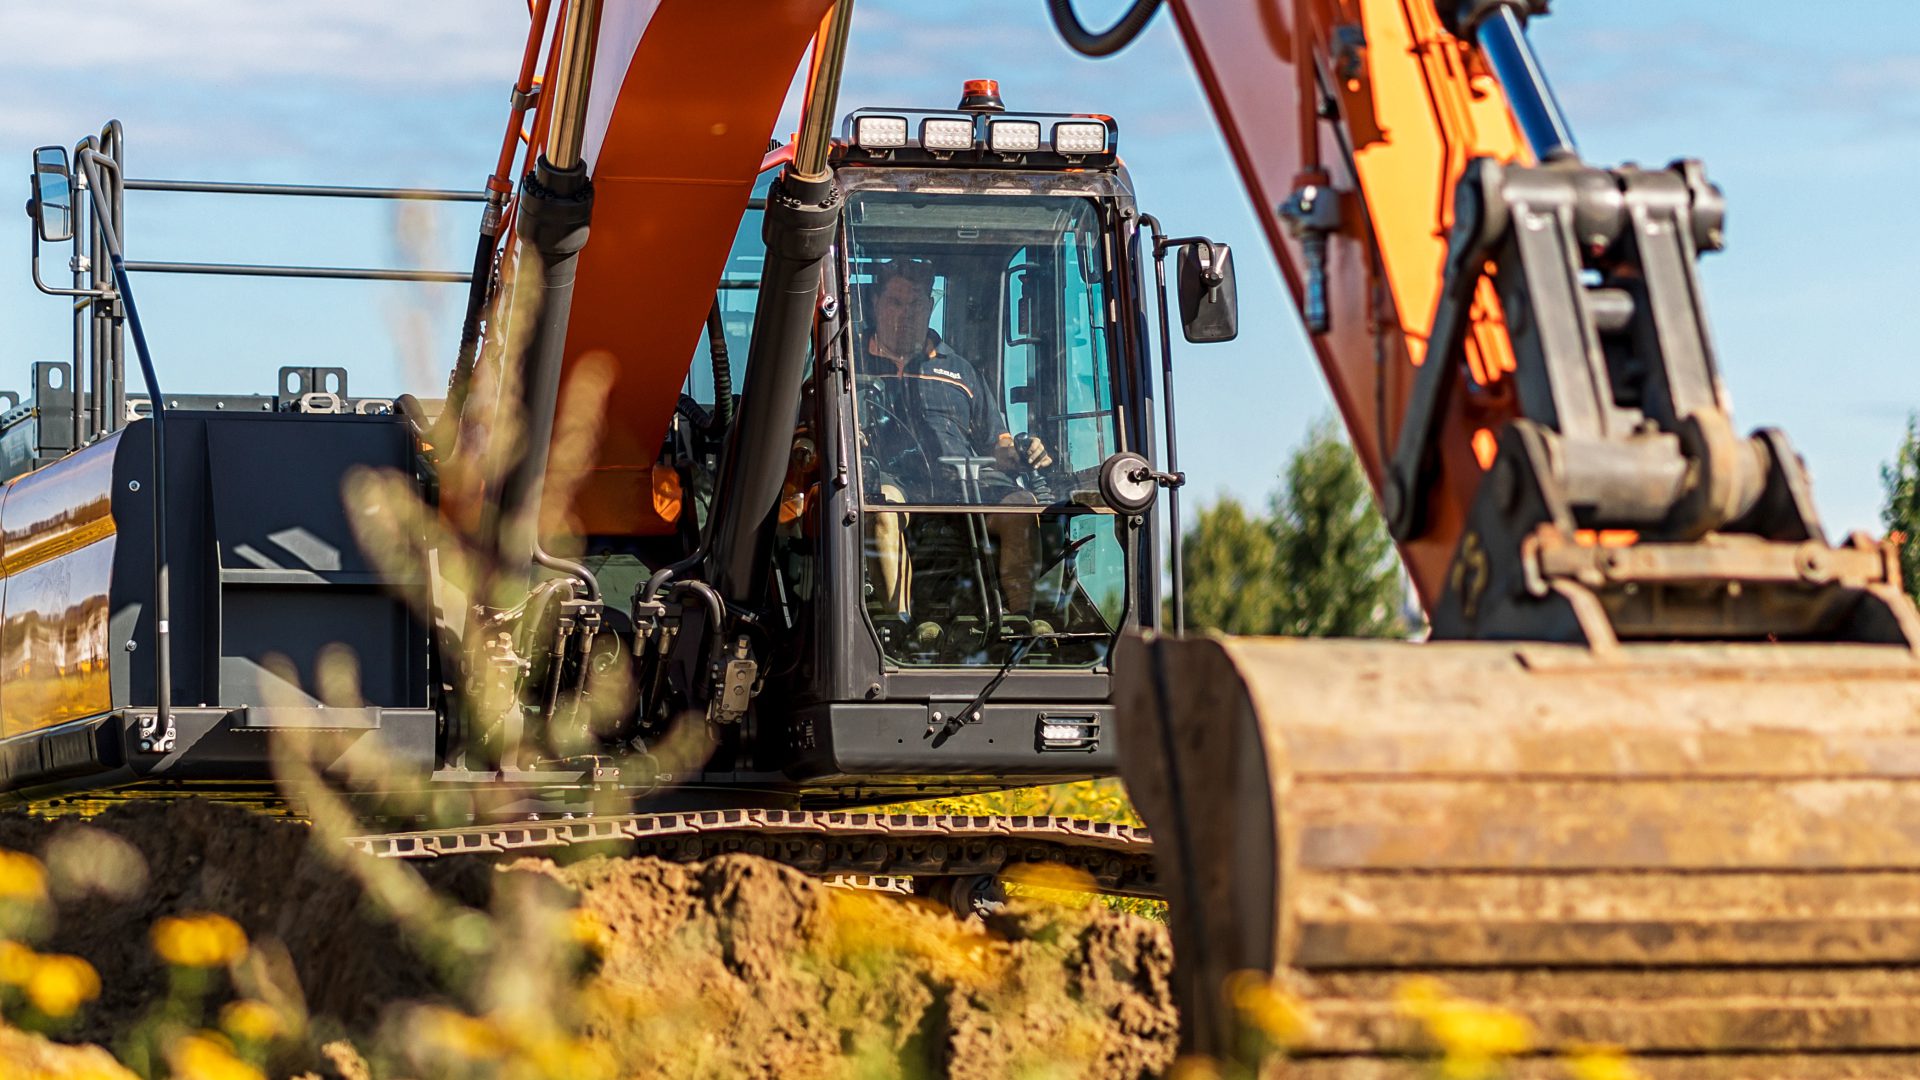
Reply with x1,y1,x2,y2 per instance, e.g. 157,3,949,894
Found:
1,0,1912,534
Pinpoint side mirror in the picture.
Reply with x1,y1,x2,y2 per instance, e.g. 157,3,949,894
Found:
29,146,73,244
1176,242,1238,343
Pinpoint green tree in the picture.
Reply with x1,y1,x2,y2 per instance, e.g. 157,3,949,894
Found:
1180,496,1283,635
1182,418,1408,638
1884,413,1920,605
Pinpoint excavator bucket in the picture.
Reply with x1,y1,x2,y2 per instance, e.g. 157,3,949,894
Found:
1117,633,1920,1076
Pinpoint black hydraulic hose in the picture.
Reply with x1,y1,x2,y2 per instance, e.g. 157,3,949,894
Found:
444,207,504,435
1048,0,1163,57
534,542,600,602
670,579,730,676
705,298,734,433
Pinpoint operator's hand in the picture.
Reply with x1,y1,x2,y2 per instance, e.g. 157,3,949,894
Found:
995,432,1053,473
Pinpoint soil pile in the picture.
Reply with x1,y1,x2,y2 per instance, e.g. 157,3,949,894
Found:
0,801,1178,1078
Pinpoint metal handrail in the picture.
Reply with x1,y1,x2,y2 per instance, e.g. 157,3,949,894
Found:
123,261,470,283
125,178,485,201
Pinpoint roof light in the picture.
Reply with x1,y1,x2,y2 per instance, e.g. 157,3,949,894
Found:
988,119,1041,154
853,115,908,149
1051,121,1108,155
920,117,974,151
957,78,1006,113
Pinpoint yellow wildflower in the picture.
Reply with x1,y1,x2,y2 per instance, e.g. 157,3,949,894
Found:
1566,1043,1648,1080
1225,970,1315,1048
1167,1057,1225,1080
1426,1002,1532,1063
1004,861,1097,904
415,1005,507,1060
0,849,47,901
1393,975,1533,1077
1393,975,1449,1018
168,1032,266,1080
569,908,614,957
23,952,100,1017
0,939,36,984
152,913,248,968
220,999,285,1044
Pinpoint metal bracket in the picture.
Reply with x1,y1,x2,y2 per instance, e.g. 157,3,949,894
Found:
277,366,349,409
31,361,76,463
1279,181,1343,334
709,636,757,726
135,712,176,754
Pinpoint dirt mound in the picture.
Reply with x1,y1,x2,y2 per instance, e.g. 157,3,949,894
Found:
0,802,1177,1078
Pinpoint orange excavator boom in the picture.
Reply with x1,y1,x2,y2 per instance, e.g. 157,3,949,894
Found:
1054,0,1920,1070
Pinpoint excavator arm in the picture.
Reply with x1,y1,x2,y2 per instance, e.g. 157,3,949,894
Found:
1104,0,1918,644
1159,0,1533,603
1060,0,1920,1070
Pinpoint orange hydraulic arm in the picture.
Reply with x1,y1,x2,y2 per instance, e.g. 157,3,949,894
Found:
1157,0,1531,607
1061,0,1919,650
452,0,836,542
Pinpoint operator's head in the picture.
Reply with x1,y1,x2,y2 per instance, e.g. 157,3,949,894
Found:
868,257,938,362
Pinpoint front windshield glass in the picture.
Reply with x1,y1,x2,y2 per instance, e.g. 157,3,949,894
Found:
845,189,1128,668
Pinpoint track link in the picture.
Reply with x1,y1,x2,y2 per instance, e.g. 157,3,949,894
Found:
347,809,1160,899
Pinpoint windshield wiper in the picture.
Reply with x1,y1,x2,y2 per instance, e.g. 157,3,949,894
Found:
927,534,1101,747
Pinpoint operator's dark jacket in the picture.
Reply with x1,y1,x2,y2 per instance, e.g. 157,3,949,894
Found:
858,331,1013,502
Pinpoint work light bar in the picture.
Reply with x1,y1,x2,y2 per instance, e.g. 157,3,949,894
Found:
853,115,908,149
839,107,1118,167
1051,121,1108,155
921,117,975,151
988,120,1042,154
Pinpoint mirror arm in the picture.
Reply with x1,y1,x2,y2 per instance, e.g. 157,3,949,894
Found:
1140,212,1187,634
28,225,108,299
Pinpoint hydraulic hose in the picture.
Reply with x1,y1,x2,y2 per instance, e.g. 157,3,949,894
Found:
489,0,600,576
446,0,556,444
534,542,600,601
1048,0,1163,57
705,298,734,433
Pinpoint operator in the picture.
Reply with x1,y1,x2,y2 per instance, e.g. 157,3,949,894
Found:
858,257,1052,620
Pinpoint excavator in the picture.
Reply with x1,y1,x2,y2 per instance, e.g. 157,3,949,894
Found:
1,1,1188,903
6,0,1920,1070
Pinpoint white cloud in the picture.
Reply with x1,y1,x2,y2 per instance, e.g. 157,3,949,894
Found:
0,1,526,88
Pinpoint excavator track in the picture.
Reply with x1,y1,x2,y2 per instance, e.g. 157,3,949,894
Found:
346,810,1160,899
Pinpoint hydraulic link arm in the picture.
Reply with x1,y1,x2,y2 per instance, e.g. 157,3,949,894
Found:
1061,0,1920,649
1057,0,1920,1071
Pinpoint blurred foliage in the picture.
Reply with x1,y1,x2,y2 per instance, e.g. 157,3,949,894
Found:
1182,417,1409,638
885,780,1162,919
889,778,1142,828
1884,412,1920,605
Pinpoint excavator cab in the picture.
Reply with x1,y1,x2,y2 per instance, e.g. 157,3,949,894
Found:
623,99,1192,804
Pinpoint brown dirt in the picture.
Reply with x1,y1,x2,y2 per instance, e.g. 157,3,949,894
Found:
0,801,1178,1078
